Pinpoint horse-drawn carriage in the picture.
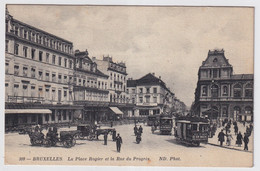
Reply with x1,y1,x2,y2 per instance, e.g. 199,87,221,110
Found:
75,124,116,140
28,127,76,148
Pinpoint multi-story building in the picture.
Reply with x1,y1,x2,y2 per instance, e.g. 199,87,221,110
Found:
126,73,177,117
73,50,110,122
192,49,253,122
5,9,80,128
92,56,134,118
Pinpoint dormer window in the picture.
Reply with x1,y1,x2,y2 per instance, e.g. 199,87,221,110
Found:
213,58,218,63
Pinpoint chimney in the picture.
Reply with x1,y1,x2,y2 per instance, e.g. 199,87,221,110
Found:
152,72,155,76
159,76,161,79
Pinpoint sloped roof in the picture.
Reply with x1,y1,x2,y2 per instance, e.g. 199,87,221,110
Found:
201,49,232,68
127,80,137,87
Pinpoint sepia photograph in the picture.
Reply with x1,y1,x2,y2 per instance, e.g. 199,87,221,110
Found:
2,4,256,168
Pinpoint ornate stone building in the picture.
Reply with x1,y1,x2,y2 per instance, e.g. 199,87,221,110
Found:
192,49,253,122
5,9,80,128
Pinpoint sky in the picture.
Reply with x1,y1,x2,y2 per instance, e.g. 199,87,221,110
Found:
7,5,254,107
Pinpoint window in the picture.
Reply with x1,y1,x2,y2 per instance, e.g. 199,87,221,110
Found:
146,96,150,103
213,69,218,78
233,84,242,98
58,74,62,83
139,96,143,103
64,76,67,83
211,84,218,97
58,57,62,66
38,71,43,80
5,40,8,52
202,86,207,96
23,66,28,77
23,46,28,57
64,90,67,98
153,87,157,93
15,27,18,35
45,72,50,81
245,83,253,98
32,33,35,42
51,110,55,121
31,68,36,78
31,49,35,59
146,88,150,93
14,44,19,55
52,73,56,82
69,60,73,68
5,62,9,73
24,30,27,39
139,88,143,94
39,51,43,61
14,65,19,75
64,58,67,68
223,86,228,96
69,112,72,120
52,55,56,64
222,106,228,117
46,53,49,63
63,110,67,120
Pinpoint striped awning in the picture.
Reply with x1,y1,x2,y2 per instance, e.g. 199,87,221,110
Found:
109,107,123,115
5,109,52,114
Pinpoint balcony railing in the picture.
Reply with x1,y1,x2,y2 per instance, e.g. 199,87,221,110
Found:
200,97,253,102
6,96,73,105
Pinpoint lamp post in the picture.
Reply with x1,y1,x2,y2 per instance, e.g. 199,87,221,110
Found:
210,79,215,125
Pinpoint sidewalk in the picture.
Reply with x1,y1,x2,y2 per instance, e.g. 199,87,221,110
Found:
207,122,253,153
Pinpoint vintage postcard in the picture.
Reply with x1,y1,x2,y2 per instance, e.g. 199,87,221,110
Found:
3,4,254,167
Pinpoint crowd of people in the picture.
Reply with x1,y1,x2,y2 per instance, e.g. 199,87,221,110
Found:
217,120,253,151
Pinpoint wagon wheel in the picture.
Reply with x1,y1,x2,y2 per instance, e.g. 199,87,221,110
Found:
73,133,80,139
51,139,58,146
30,138,36,146
72,138,76,146
78,132,85,140
63,139,73,148
44,139,52,147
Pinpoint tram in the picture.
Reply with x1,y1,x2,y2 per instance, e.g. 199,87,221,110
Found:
174,116,209,146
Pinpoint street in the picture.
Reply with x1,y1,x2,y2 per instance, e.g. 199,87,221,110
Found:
5,123,253,167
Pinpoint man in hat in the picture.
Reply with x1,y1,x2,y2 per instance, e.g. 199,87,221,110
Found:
116,133,123,152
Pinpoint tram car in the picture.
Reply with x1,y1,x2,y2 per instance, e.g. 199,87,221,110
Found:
174,116,209,146
159,114,173,135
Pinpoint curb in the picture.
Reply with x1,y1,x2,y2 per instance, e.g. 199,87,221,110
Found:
207,142,252,153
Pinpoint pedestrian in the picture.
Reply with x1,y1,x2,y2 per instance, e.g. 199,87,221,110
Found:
116,133,123,153
225,125,229,135
249,123,253,132
246,126,251,137
218,130,225,146
104,131,108,145
236,131,243,147
243,121,246,127
139,125,143,135
226,131,233,146
234,124,238,135
112,130,116,141
134,125,138,136
243,133,249,151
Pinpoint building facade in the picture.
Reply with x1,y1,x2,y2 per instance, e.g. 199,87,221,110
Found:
5,10,80,128
92,56,133,118
126,73,179,117
192,49,253,122
73,50,110,123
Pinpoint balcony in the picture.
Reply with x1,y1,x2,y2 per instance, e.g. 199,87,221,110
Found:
7,96,44,103
199,97,253,102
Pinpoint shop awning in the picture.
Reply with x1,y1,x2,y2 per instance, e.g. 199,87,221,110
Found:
5,109,52,114
109,107,123,115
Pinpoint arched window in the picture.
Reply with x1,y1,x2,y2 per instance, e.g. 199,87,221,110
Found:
202,85,207,96
245,83,253,98
211,84,218,97
234,106,241,121
233,84,242,98
223,85,228,96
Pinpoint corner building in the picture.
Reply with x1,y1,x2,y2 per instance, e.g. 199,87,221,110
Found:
192,49,253,122
5,10,79,128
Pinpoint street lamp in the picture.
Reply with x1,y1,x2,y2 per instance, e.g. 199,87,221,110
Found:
210,79,215,125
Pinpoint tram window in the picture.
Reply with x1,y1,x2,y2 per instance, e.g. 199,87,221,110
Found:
192,124,198,131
